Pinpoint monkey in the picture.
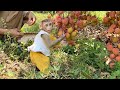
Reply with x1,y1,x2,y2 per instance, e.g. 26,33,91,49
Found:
27,19,65,74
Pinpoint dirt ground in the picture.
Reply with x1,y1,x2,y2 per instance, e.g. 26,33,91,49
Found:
0,50,34,79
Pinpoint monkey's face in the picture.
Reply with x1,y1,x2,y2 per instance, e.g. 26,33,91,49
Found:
42,21,53,33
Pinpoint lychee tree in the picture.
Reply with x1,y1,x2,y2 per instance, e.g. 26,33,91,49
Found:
48,11,120,70
103,11,120,69
48,11,99,46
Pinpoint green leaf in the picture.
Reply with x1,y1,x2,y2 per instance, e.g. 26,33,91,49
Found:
7,71,15,77
0,64,4,71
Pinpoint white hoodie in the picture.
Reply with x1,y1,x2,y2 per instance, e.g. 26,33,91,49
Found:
27,30,50,56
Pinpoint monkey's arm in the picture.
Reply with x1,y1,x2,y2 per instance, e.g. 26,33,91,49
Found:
41,34,65,48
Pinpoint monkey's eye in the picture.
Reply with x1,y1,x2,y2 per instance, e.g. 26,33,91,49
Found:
49,23,52,26
45,24,48,27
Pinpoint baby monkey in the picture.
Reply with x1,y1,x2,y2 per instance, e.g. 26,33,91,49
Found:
28,19,65,74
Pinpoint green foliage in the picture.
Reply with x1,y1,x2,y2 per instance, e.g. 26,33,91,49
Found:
109,62,120,79
74,38,109,71
62,45,76,54
0,34,33,61
109,70,120,79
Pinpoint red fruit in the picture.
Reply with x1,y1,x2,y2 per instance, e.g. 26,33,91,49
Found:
115,28,120,34
107,42,111,45
65,33,70,39
108,28,115,33
83,20,87,26
82,15,87,20
55,22,61,27
112,48,119,55
75,11,80,17
87,16,91,21
92,17,97,23
116,55,120,61
109,11,116,18
106,44,113,51
103,17,110,24
57,17,62,23
118,20,120,26
77,20,84,29
62,24,66,30
62,18,68,25
110,54,116,59
76,20,84,27
109,24,116,29
69,17,74,24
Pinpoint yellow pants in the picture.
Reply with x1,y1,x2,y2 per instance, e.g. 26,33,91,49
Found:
29,35,61,74
30,51,50,74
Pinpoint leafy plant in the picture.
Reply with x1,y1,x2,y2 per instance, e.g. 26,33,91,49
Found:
74,38,110,71
0,34,33,61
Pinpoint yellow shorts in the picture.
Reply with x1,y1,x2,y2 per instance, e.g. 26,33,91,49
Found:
30,51,50,74
29,34,60,74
